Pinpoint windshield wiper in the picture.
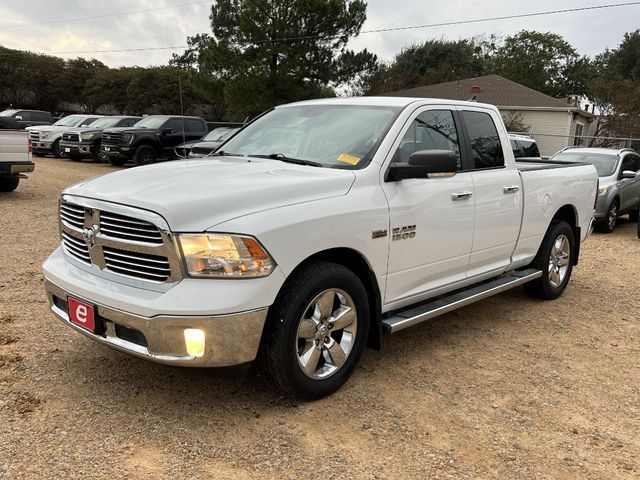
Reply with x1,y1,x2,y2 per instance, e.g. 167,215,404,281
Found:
249,153,323,167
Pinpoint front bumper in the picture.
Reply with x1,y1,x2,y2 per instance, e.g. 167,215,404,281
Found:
102,145,133,159
32,140,53,152
60,141,94,157
45,278,268,367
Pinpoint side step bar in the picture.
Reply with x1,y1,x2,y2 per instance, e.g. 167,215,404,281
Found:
382,269,542,334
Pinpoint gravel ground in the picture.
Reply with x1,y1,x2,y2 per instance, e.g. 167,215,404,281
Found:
1,155,639,479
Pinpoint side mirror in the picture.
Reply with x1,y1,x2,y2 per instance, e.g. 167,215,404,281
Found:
15,115,22,121
162,128,174,135
621,170,637,179
387,150,458,181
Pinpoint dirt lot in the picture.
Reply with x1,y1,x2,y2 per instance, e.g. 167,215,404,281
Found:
0,156,639,479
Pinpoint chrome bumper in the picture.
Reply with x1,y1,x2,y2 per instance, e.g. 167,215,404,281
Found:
44,279,268,367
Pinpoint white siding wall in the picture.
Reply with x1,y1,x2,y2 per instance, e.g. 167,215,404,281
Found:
499,108,571,157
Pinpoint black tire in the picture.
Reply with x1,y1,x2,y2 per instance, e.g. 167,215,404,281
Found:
260,262,370,400
595,201,618,233
0,177,20,192
108,157,127,167
524,220,575,300
134,145,157,166
628,206,639,223
52,139,64,158
93,142,107,163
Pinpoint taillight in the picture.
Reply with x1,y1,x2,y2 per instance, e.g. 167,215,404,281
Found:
28,138,32,155
594,178,599,209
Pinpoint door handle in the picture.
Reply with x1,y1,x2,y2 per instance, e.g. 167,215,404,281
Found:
451,191,473,201
503,185,520,194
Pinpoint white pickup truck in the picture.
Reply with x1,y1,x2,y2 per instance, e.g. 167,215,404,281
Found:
43,98,598,399
0,130,34,191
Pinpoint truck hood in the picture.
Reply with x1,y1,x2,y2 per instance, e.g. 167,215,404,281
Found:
103,127,156,135
26,124,72,133
64,157,356,231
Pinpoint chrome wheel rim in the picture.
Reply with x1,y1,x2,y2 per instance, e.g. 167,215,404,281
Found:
295,288,357,380
608,205,618,230
548,234,570,288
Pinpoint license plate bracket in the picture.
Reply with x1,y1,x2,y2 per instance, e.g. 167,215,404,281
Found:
67,297,103,334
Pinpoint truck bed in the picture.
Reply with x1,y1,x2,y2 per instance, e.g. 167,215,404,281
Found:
516,159,591,172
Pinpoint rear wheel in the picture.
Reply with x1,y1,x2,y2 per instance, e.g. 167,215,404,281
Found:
134,145,157,166
524,220,574,300
93,142,107,162
260,262,369,399
596,201,618,233
0,177,20,192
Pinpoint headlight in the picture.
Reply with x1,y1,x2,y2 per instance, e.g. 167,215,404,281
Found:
40,131,52,139
122,133,134,143
81,132,95,141
178,234,275,278
598,185,612,196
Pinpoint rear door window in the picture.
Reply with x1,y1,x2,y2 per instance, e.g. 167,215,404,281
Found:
621,155,635,173
32,112,50,122
186,119,205,133
461,111,505,169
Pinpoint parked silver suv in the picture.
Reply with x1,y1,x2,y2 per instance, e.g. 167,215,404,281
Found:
551,147,640,233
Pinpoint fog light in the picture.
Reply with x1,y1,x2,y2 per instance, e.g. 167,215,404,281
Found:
184,328,205,357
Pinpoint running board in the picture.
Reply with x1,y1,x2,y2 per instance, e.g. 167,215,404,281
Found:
382,269,542,334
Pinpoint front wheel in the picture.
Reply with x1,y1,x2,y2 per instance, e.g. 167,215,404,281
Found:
134,145,157,166
524,220,575,300
596,201,618,233
260,262,369,400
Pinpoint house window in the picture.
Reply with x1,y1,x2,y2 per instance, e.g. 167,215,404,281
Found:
573,123,585,146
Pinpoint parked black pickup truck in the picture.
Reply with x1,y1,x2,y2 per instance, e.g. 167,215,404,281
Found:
101,115,208,166
0,109,52,129
60,116,141,162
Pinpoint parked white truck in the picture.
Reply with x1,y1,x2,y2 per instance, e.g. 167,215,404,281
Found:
0,130,34,191
43,98,598,398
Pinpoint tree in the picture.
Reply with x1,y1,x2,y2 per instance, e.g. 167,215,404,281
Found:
125,67,196,115
488,30,584,97
366,39,486,95
83,67,139,113
173,0,377,120
56,58,108,111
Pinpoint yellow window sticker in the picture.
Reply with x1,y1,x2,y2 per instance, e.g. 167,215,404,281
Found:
337,153,361,166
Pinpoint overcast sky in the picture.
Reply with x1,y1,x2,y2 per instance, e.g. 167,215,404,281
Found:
0,0,638,68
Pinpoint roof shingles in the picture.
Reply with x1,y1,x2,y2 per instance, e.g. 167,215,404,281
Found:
384,74,572,109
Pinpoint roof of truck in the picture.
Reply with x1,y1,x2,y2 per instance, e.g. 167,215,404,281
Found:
282,96,498,110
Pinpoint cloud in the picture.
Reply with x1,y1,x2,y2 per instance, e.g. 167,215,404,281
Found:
0,0,637,67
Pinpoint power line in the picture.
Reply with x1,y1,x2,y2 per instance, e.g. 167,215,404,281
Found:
0,1,211,29
32,1,640,55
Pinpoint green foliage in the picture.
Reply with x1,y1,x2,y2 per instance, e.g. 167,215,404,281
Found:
366,39,486,95
173,0,377,120
487,30,584,97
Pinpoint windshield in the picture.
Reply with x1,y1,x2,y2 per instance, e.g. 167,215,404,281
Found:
0,110,17,117
220,105,402,168
204,127,238,142
54,115,84,127
133,116,168,129
552,151,619,177
89,117,121,129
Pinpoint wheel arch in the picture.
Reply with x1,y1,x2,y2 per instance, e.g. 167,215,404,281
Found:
278,247,383,351
550,204,580,265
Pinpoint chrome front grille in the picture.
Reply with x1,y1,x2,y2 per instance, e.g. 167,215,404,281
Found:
58,196,181,284
30,131,39,141
103,247,171,282
63,133,80,142
61,231,91,264
99,211,163,244
59,202,85,230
